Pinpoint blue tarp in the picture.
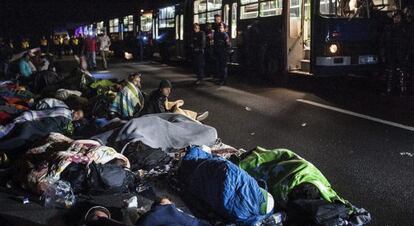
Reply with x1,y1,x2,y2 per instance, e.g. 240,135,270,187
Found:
179,146,269,225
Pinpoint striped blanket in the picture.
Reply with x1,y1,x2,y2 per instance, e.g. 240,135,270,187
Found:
109,81,144,119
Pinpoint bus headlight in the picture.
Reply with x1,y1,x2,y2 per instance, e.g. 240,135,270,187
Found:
329,44,338,54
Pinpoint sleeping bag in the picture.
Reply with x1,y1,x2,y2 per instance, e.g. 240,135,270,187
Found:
238,147,371,225
178,146,274,225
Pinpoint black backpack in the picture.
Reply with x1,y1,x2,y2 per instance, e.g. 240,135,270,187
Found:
60,162,88,194
87,162,135,195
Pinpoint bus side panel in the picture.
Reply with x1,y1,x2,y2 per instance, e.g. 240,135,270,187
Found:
237,16,284,78
311,16,382,76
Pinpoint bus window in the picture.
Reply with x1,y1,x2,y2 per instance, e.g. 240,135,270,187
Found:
319,0,381,17
224,4,230,25
231,3,238,39
97,21,104,34
109,18,119,33
194,0,207,13
159,6,175,28
141,13,153,32
194,0,222,24
194,13,207,24
260,0,283,17
241,0,259,4
289,0,302,38
372,0,397,11
123,15,134,32
208,0,222,11
241,3,259,19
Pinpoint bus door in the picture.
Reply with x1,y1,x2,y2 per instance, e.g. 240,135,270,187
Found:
175,12,185,58
225,1,239,64
286,0,312,73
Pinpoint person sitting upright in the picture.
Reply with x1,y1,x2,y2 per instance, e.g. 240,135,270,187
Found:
19,53,34,85
109,72,145,119
141,79,209,121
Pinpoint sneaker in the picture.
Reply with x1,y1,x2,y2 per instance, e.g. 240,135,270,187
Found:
123,196,138,208
196,111,209,121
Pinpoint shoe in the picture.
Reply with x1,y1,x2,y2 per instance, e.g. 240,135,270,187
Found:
196,111,209,121
123,196,138,208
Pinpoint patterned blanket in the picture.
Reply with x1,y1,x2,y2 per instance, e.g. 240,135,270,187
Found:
14,133,130,194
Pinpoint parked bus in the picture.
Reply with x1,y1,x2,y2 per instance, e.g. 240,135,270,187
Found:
145,0,398,78
93,0,398,77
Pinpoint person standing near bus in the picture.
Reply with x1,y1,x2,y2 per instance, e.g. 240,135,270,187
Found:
98,31,111,70
214,23,231,86
381,11,409,95
84,34,97,71
404,7,414,92
39,36,49,54
63,35,71,55
212,14,224,32
205,23,214,77
192,23,206,85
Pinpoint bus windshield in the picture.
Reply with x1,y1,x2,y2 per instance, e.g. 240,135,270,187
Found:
319,0,397,18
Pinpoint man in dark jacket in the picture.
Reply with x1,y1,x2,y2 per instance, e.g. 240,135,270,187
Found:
0,38,13,79
140,79,171,115
141,80,209,121
192,23,206,84
214,23,231,86
381,10,409,95
404,6,414,92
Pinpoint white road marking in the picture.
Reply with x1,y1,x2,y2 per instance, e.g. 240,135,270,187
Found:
297,99,414,132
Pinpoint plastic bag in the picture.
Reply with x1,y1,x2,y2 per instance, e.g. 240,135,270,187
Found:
41,180,76,209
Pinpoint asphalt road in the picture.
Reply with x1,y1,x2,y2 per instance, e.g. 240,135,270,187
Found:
0,58,412,226
102,61,414,226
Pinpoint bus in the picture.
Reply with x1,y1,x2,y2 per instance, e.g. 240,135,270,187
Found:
144,0,398,78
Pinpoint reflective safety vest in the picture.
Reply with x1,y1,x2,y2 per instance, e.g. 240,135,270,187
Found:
72,38,79,46
40,39,48,46
21,41,30,49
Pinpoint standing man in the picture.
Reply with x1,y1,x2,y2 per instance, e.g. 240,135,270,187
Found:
63,35,71,55
212,14,224,32
192,23,206,84
84,34,97,71
381,10,409,95
404,6,414,93
214,23,231,86
205,23,214,77
0,38,13,79
98,31,111,70
40,36,49,54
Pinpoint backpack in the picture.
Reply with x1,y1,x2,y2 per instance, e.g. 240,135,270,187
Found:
87,162,135,195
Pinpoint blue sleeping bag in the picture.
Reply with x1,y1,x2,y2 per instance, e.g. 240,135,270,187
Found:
179,146,271,225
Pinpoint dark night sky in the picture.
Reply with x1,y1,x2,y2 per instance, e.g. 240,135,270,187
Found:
0,0,141,38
